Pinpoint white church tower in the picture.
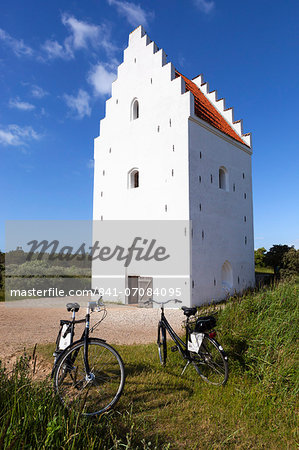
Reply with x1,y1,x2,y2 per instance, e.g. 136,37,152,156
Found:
92,26,255,307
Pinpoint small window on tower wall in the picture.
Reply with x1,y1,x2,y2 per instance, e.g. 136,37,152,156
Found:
219,167,228,191
128,168,139,189
131,99,139,120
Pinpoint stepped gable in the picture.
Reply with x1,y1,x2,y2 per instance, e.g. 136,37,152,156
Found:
175,70,250,147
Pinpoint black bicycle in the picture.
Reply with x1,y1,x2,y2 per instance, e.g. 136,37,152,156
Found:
147,299,228,386
52,299,125,416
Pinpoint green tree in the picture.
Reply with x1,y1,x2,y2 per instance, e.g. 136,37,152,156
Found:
280,248,299,280
5,248,27,265
254,247,267,267
265,244,293,275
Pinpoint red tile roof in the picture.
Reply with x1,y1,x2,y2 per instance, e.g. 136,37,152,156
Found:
175,70,248,147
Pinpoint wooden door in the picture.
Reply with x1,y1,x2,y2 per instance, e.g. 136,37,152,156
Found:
127,276,138,304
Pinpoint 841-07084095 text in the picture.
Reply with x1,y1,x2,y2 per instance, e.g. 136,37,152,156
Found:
93,287,182,298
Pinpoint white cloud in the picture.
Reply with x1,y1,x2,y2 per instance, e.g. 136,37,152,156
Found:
0,28,33,57
42,39,73,60
31,85,48,99
193,0,215,14
9,98,35,111
107,0,152,27
62,14,100,50
42,14,117,61
88,63,117,97
0,124,40,146
63,89,91,119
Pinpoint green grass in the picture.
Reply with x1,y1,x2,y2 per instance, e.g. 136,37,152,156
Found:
0,281,298,449
255,266,274,274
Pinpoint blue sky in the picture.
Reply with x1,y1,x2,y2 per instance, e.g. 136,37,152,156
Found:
1,0,298,251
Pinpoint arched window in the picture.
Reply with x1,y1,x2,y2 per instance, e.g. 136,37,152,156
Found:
128,168,139,188
219,166,228,191
221,261,233,293
131,98,139,120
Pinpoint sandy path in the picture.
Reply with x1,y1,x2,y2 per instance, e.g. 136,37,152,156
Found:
0,301,185,364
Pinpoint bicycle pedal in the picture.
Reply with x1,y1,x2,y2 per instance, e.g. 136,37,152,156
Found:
171,346,178,352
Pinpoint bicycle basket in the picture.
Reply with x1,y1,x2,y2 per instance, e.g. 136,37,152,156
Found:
194,315,216,332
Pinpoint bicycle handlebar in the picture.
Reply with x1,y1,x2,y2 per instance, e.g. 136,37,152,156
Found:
144,298,182,306
88,297,105,313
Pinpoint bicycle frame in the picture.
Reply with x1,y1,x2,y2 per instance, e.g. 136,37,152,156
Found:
159,304,191,359
153,299,228,384
52,302,105,378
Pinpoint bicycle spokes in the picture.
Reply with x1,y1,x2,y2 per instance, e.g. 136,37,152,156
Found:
54,340,125,415
192,337,228,385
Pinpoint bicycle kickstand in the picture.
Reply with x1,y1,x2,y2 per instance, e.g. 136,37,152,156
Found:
181,361,190,376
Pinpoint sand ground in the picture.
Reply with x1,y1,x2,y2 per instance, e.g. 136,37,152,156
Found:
0,299,185,368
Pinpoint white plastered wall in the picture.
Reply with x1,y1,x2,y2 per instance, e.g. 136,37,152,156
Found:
188,118,255,305
92,26,193,306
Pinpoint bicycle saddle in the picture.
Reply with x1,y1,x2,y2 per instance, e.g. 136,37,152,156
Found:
66,302,80,312
181,306,197,317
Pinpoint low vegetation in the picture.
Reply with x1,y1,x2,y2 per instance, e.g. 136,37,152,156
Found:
0,281,298,448
255,244,298,278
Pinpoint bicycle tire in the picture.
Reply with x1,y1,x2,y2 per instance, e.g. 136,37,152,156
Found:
53,338,125,416
157,323,167,366
191,335,228,386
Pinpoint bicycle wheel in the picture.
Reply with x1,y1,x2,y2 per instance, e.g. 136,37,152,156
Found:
157,323,167,366
53,338,125,416
191,335,228,386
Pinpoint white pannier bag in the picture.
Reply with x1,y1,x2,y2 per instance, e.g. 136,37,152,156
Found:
188,332,204,352
59,324,72,350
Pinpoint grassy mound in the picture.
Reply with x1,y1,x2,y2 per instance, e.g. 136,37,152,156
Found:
215,281,299,399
